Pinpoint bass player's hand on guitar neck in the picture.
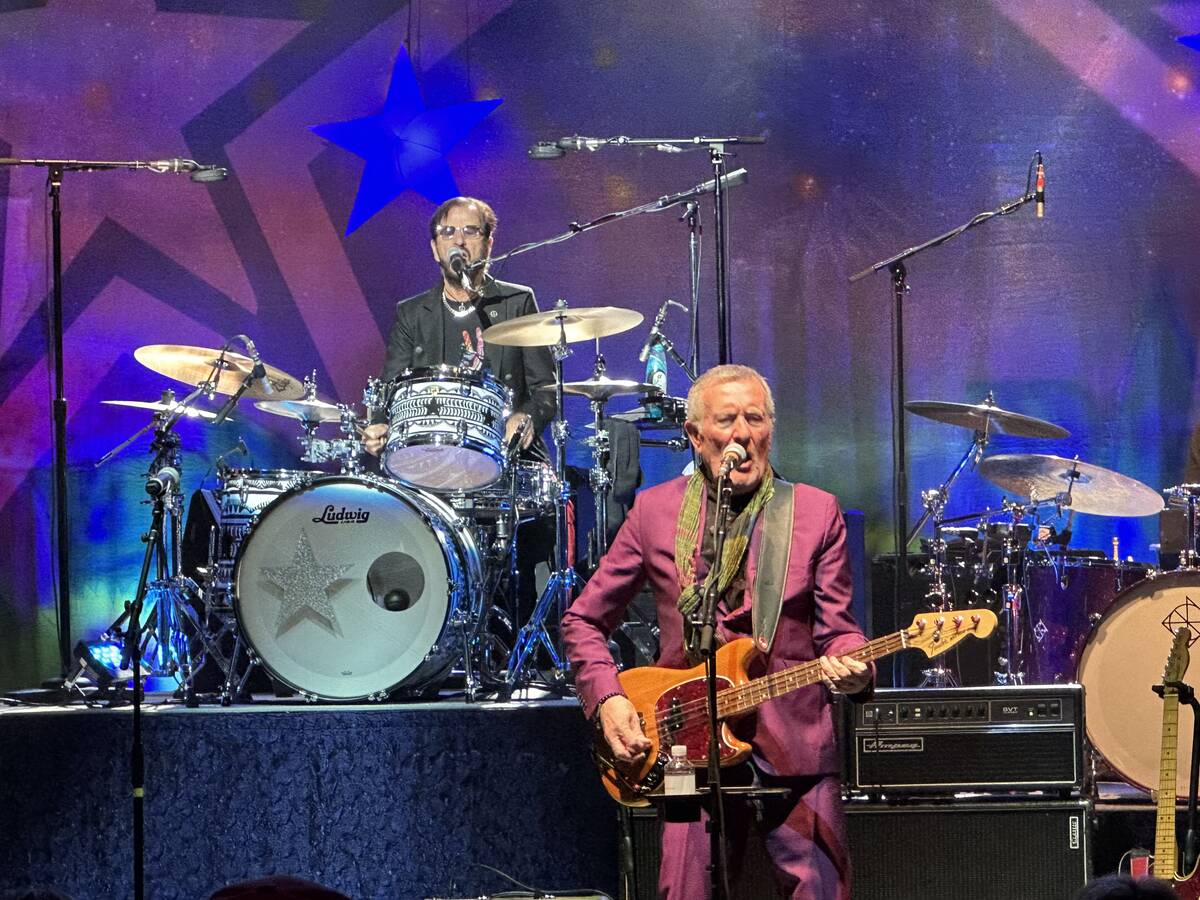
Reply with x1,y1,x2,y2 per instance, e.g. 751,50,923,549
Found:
599,694,653,766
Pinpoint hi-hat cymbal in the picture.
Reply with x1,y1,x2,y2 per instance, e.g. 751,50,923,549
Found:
102,399,227,421
134,344,305,400
538,376,656,402
254,398,343,423
482,306,643,347
979,453,1163,517
905,399,1068,439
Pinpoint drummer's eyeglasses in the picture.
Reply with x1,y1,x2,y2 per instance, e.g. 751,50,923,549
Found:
435,224,484,239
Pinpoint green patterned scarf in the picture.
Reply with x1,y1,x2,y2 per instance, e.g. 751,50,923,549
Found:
675,467,774,658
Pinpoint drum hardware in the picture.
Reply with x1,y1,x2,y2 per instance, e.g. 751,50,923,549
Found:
489,300,644,694
1164,484,1200,567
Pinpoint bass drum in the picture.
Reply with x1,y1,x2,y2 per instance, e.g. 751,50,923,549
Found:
233,475,482,701
1076,570,1200,797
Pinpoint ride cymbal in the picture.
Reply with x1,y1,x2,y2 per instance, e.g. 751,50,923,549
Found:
134,344,305,400
905,399,1068,439
978,453,1163,517
482,306,643,347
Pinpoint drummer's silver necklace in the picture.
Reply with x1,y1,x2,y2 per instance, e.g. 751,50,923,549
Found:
442,289,475,319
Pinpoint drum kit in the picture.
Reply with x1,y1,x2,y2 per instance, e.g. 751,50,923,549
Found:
74,302,688,705
905,394,1200,793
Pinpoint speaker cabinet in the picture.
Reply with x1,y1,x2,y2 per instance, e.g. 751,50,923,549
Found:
846,800,1090,899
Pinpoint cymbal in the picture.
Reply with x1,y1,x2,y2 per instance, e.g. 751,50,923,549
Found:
609,397,688,429
134,344,305,400
102,399,227,421
539,376,656,402
978,454,1163,517
254,398,343,423
482,306,643,347
905,399,1068,439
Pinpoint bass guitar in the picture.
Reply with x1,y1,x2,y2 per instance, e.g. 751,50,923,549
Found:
594,608,997,807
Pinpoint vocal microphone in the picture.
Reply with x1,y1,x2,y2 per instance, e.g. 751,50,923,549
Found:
145,466,180,497
719,442,748,476
655,168,749,209
190,165,228,183
447,246,475,294
1034,152,1045,219
146,158,229,181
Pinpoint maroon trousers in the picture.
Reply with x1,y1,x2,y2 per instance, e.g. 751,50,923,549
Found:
657,774,850,900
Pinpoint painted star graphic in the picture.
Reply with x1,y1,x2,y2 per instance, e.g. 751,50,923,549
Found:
481,408,497,428
262,530,353,635
310,46,502,235
424,396,443,417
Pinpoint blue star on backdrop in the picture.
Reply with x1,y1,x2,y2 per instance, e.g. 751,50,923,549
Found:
311,46,502,235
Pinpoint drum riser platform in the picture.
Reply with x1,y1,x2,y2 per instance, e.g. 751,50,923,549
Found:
0,700,617,900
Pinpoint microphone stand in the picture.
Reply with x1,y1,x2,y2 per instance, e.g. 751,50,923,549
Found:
847,157,1040,678
693,462,736,900
0,154,225,674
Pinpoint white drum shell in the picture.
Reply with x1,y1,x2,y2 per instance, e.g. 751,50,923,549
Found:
233,475,482,700
1076,569,1200,797
382,366,511,492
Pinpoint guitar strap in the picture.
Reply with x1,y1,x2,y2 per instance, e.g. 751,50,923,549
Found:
751,478,795,653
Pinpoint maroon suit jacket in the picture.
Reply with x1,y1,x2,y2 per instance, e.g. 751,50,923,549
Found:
561,475,868,778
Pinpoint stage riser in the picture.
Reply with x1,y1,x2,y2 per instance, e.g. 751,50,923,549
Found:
0,702,617,900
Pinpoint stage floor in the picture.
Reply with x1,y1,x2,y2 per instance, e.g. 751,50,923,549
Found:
0,697,618,900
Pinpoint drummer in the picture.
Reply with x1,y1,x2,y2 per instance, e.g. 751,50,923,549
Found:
362,196,556,457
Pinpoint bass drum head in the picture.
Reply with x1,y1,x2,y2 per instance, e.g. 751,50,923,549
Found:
1077,570,1200,796
234,477,472,701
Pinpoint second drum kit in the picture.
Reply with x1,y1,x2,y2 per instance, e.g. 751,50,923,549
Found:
905,392,1200,796
95,302,679,704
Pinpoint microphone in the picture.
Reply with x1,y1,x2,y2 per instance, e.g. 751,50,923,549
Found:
1034,152,1045,219
145,466,180,497
556,135,605,152
718,442,748,477
528,141,565,160
655,167,749,209
240,336,273,395
638,300,672,364
190,165,228,183
447,247,475,294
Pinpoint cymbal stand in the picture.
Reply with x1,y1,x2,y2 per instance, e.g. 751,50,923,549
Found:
906,427,990,687
505,301,580,694
587,350,614,564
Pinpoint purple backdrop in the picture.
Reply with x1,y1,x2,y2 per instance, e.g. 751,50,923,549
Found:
2,0,1199,691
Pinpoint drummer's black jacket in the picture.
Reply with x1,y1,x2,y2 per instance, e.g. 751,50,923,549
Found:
379,277,556,436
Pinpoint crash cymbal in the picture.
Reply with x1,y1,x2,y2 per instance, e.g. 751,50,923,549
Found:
482,306,643,347
539,376,656,402
254,398,343,423
978,454,1163,517
134,344,305,400
102,399,227,421
905,399,1068,439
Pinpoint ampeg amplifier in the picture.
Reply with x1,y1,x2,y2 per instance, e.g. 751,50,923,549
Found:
844,684,1083,795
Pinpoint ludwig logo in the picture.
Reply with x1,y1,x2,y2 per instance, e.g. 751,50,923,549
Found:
312,504,370,524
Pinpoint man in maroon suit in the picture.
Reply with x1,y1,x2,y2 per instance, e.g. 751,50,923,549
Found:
561,364,871,900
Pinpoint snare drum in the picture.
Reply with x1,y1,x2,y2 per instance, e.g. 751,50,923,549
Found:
382,366,511,492
446,460,559,522
1076,570,1200,797
233,474,483,700
1024,556,1149,683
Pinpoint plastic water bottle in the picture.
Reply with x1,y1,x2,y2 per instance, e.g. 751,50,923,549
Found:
663,744,695,795
644,339,667,421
